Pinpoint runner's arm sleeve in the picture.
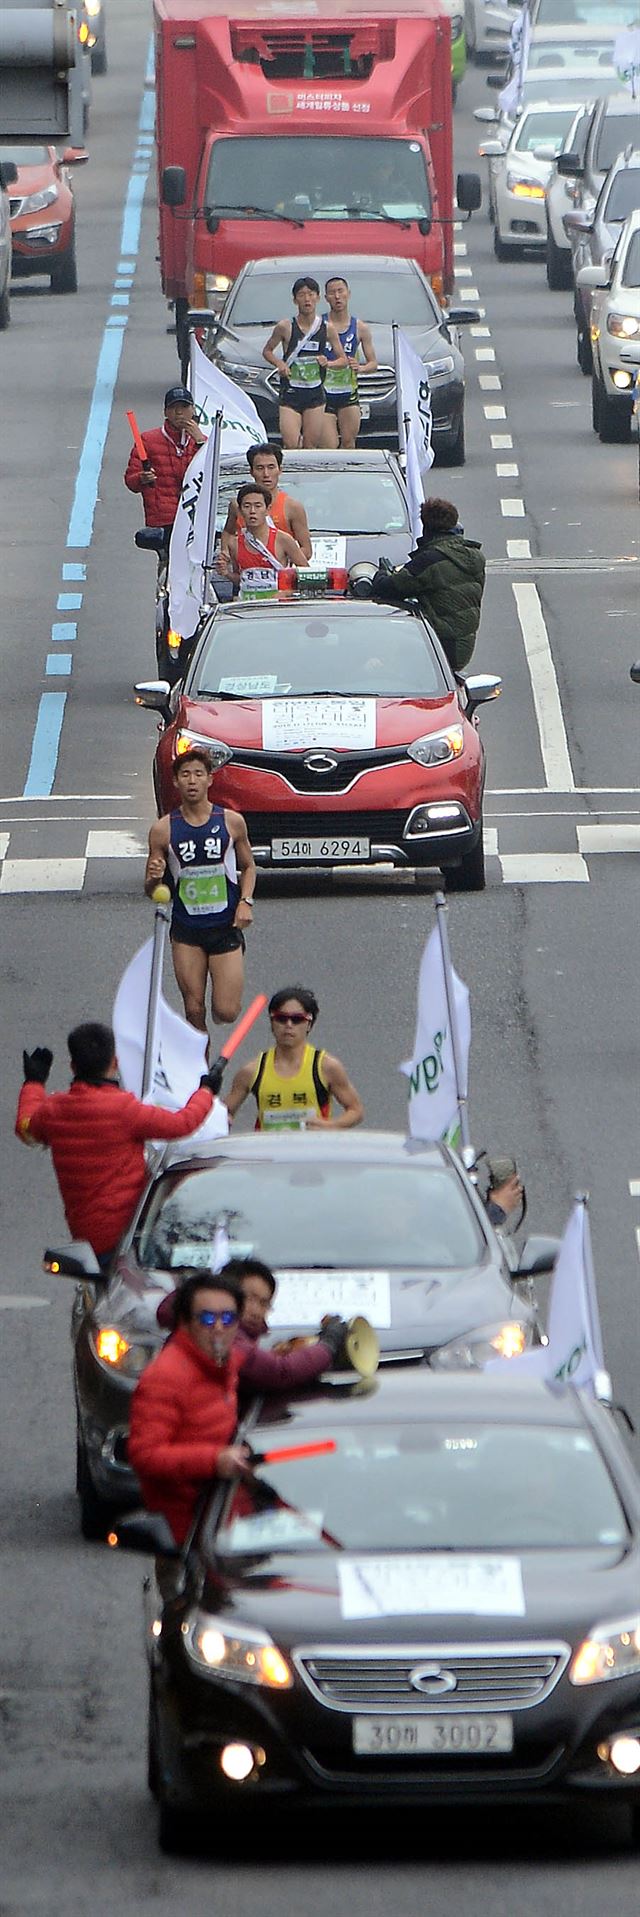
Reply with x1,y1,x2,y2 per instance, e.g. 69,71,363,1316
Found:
126,1085,213,1141
15,1081,50,1144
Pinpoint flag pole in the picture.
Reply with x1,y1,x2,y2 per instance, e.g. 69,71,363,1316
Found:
392,324,407,459
201,408,223,612
141,904,171,1100
433,890,472,1158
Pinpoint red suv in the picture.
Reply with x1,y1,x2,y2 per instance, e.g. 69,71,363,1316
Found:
1,143,87,293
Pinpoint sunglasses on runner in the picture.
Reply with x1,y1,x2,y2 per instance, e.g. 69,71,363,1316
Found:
271,1011,310,1025
193,1309,238,1328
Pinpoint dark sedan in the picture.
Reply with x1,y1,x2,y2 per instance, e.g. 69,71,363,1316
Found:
52,1132,553,1537
116,1369,640,1851
206,254,479,463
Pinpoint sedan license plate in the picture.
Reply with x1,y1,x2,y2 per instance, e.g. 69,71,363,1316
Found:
353,1715,513,1756
272,836,370,862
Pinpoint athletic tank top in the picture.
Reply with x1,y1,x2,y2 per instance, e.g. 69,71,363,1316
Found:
237,489,290,535
284,316,328,393
168,805,239,935
250,1045,331,1131
324,317,359,398
236,523,280,601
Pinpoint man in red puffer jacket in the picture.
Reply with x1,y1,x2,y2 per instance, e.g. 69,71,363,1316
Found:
124,385,207,536
15,1022,220,1270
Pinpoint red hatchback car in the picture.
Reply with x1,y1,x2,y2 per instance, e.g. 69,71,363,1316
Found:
2,142,84,292
136,598,501,890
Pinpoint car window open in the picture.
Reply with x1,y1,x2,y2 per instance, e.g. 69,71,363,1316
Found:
212,1421,628,1556
192,606,447,699
216,468,410,536
136,1161,484,1274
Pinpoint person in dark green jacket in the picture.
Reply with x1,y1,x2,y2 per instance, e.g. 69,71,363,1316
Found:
371,497,486,673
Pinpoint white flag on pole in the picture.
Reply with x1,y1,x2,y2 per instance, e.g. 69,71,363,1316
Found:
396,328,434,540
400,924,470,1144
614,27,640,94
500,7,531,113
168,427,218,640
113,939,228,1146
191,335,267,453
489,1197,606,1394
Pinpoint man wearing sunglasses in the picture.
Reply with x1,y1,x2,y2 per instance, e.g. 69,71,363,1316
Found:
129,1266,348,1545
225,984,363,1131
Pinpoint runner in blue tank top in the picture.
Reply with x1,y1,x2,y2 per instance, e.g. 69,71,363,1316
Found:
145,747,256,1032
262,275,347,450
321,275,378,450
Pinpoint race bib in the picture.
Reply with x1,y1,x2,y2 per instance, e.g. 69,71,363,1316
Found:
261,1107,311,1131
289,357,321,387
239,568,279,602
178,868,228,915
325,363,356,394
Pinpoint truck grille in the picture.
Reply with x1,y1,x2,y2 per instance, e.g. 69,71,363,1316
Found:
294,1644,570,1713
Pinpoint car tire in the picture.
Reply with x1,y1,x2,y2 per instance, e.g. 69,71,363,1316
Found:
493,226,514,262
91,43,107,75
439,411,466,467
546,226,572,291
147,1694,160,1799
51,234,78,295
158,1801,196,1856
444,826,486,892
76,1430,113,1541
597,378,632,444
576,325,592,375
591,370,601,433
0,281,10,330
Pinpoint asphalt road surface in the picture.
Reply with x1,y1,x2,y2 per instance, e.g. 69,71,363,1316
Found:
1,6,639,1908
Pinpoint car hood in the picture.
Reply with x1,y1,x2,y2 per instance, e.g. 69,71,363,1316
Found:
203,1542,640,1644
178,693,461,750
216,319,459,374
505,151,556,185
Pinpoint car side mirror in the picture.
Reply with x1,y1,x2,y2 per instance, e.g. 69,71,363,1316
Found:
479,140,506,159
462,673,502,714
134,679,172,711
486,73,505,89
563,210,593,235
0,161,18,188
474,106,499,123
631,662,640,684
62,146,89,165
447,306,481,326
557,152,583,178
135,527,168,554
44,1241,101,1280
576,263,609,290
417,215,431,236
108,1510,180,1557
513,1234,561,1278
456,171,482,215
206,211,220,235
162,164,186,208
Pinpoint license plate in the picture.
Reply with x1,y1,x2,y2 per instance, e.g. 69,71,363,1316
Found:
353,1715,513,1756
272,836,370,861
359,402,370,419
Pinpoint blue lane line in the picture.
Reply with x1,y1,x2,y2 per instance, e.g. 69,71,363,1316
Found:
57,591,83,610
23,694,68,798
65,327,128,549
51,622,77,644
120,171,148,258
46,653,73,676
62,563,86,581
111,292,130,307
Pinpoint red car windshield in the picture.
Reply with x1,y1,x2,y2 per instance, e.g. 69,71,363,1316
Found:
192,607,448,700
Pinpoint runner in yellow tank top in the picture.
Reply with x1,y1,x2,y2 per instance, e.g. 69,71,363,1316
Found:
225,985,364,1133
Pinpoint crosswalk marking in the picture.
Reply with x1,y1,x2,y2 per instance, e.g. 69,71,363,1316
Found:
85,829,147,858
577,823,640,855
0,857,86,894
499,852,589,884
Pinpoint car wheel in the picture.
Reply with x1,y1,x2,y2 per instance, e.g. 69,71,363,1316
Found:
546,226,572,291
445,826,486,892
91,42,107,75
591,370,601,433
76,1430,113,1541
147,1693,160,1799
0,281,10,330
51,234,78,294
630,1801,640,1849
439,410,466,467
598,379,632,444
493,226,514,262
158,1800,196,1856
576,325,592,375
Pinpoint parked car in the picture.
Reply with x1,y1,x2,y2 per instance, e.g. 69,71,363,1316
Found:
564,145,640,372
479,101,580,259
206,254,479,465
545,102,592,288
581,208,640,441
0,142,85,293
0,158,17,329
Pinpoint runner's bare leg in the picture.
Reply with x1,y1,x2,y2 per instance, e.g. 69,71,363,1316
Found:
170,941,209,1031
301,404,326,450
338,403,361,450
279,404,303,449
208,945,245,1024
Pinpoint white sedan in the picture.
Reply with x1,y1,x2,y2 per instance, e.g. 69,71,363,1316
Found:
464,0,519,62
479,101,581,258
581,208,640,443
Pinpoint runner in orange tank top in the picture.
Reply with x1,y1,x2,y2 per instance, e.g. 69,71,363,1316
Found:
216,482,308,598
221,442,312,559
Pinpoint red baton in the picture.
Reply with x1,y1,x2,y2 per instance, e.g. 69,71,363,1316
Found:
126,409,151,467
219,993,267,1064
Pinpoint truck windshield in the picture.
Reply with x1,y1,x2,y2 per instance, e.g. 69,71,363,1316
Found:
205,137,431,224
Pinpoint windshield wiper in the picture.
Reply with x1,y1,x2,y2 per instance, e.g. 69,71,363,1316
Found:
196,688,241,700
334,204,415,229
206,203,306,228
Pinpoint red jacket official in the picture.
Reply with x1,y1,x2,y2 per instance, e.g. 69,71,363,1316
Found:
15,1078,213,1257
128,1328,242,1544
124,420,198,528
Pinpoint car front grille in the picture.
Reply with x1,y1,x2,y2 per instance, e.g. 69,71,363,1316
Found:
234,746,405,795
294,1644,570,1713
245,807,411,844
264,365,395,403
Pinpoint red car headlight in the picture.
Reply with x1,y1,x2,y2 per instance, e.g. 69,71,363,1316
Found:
407,726,464,768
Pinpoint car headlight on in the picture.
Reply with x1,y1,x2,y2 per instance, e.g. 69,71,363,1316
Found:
407,725,464,768
423,355,455,382
183,1612,293,1687
84,0,102,16
91,1328,155,1378
430,1321,531,1370
607,313,640,339
570,1617,640,1686
506,173,545,200
205,272,232,298
174,729,233,769
21,185,58,215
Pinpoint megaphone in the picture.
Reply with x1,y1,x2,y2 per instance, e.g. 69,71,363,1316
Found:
341,1314,380,1379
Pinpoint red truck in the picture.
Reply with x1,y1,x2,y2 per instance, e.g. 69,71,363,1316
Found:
153,0,480,360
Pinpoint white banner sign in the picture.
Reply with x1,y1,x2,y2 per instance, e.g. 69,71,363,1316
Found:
401,923,470,1145
262,697,376,751
338,1555,526,1620
395,327,434,539
490,1197,606,1394
112,938,228,1145
168,426,218,641
270,1270,392,1329
191,335,267,453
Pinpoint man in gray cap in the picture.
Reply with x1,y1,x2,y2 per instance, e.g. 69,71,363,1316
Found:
124,384,207,539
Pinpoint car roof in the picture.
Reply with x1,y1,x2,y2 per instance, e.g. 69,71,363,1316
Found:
200,599,432,633
593,90,640,118
248,1368,593,1435
161,1129,452,1174
529,23,618,42
517,97,592,115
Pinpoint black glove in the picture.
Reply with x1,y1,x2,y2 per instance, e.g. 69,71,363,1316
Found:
199,1059,226,1096
22,1047,53,1085
318,1314,348,1364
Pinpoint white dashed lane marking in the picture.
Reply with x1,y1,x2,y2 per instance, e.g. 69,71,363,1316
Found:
512,584,575,791
500,499,525,517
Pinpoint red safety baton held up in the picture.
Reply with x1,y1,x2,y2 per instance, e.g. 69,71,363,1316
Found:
211,994,267,1082
126,408,152,469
